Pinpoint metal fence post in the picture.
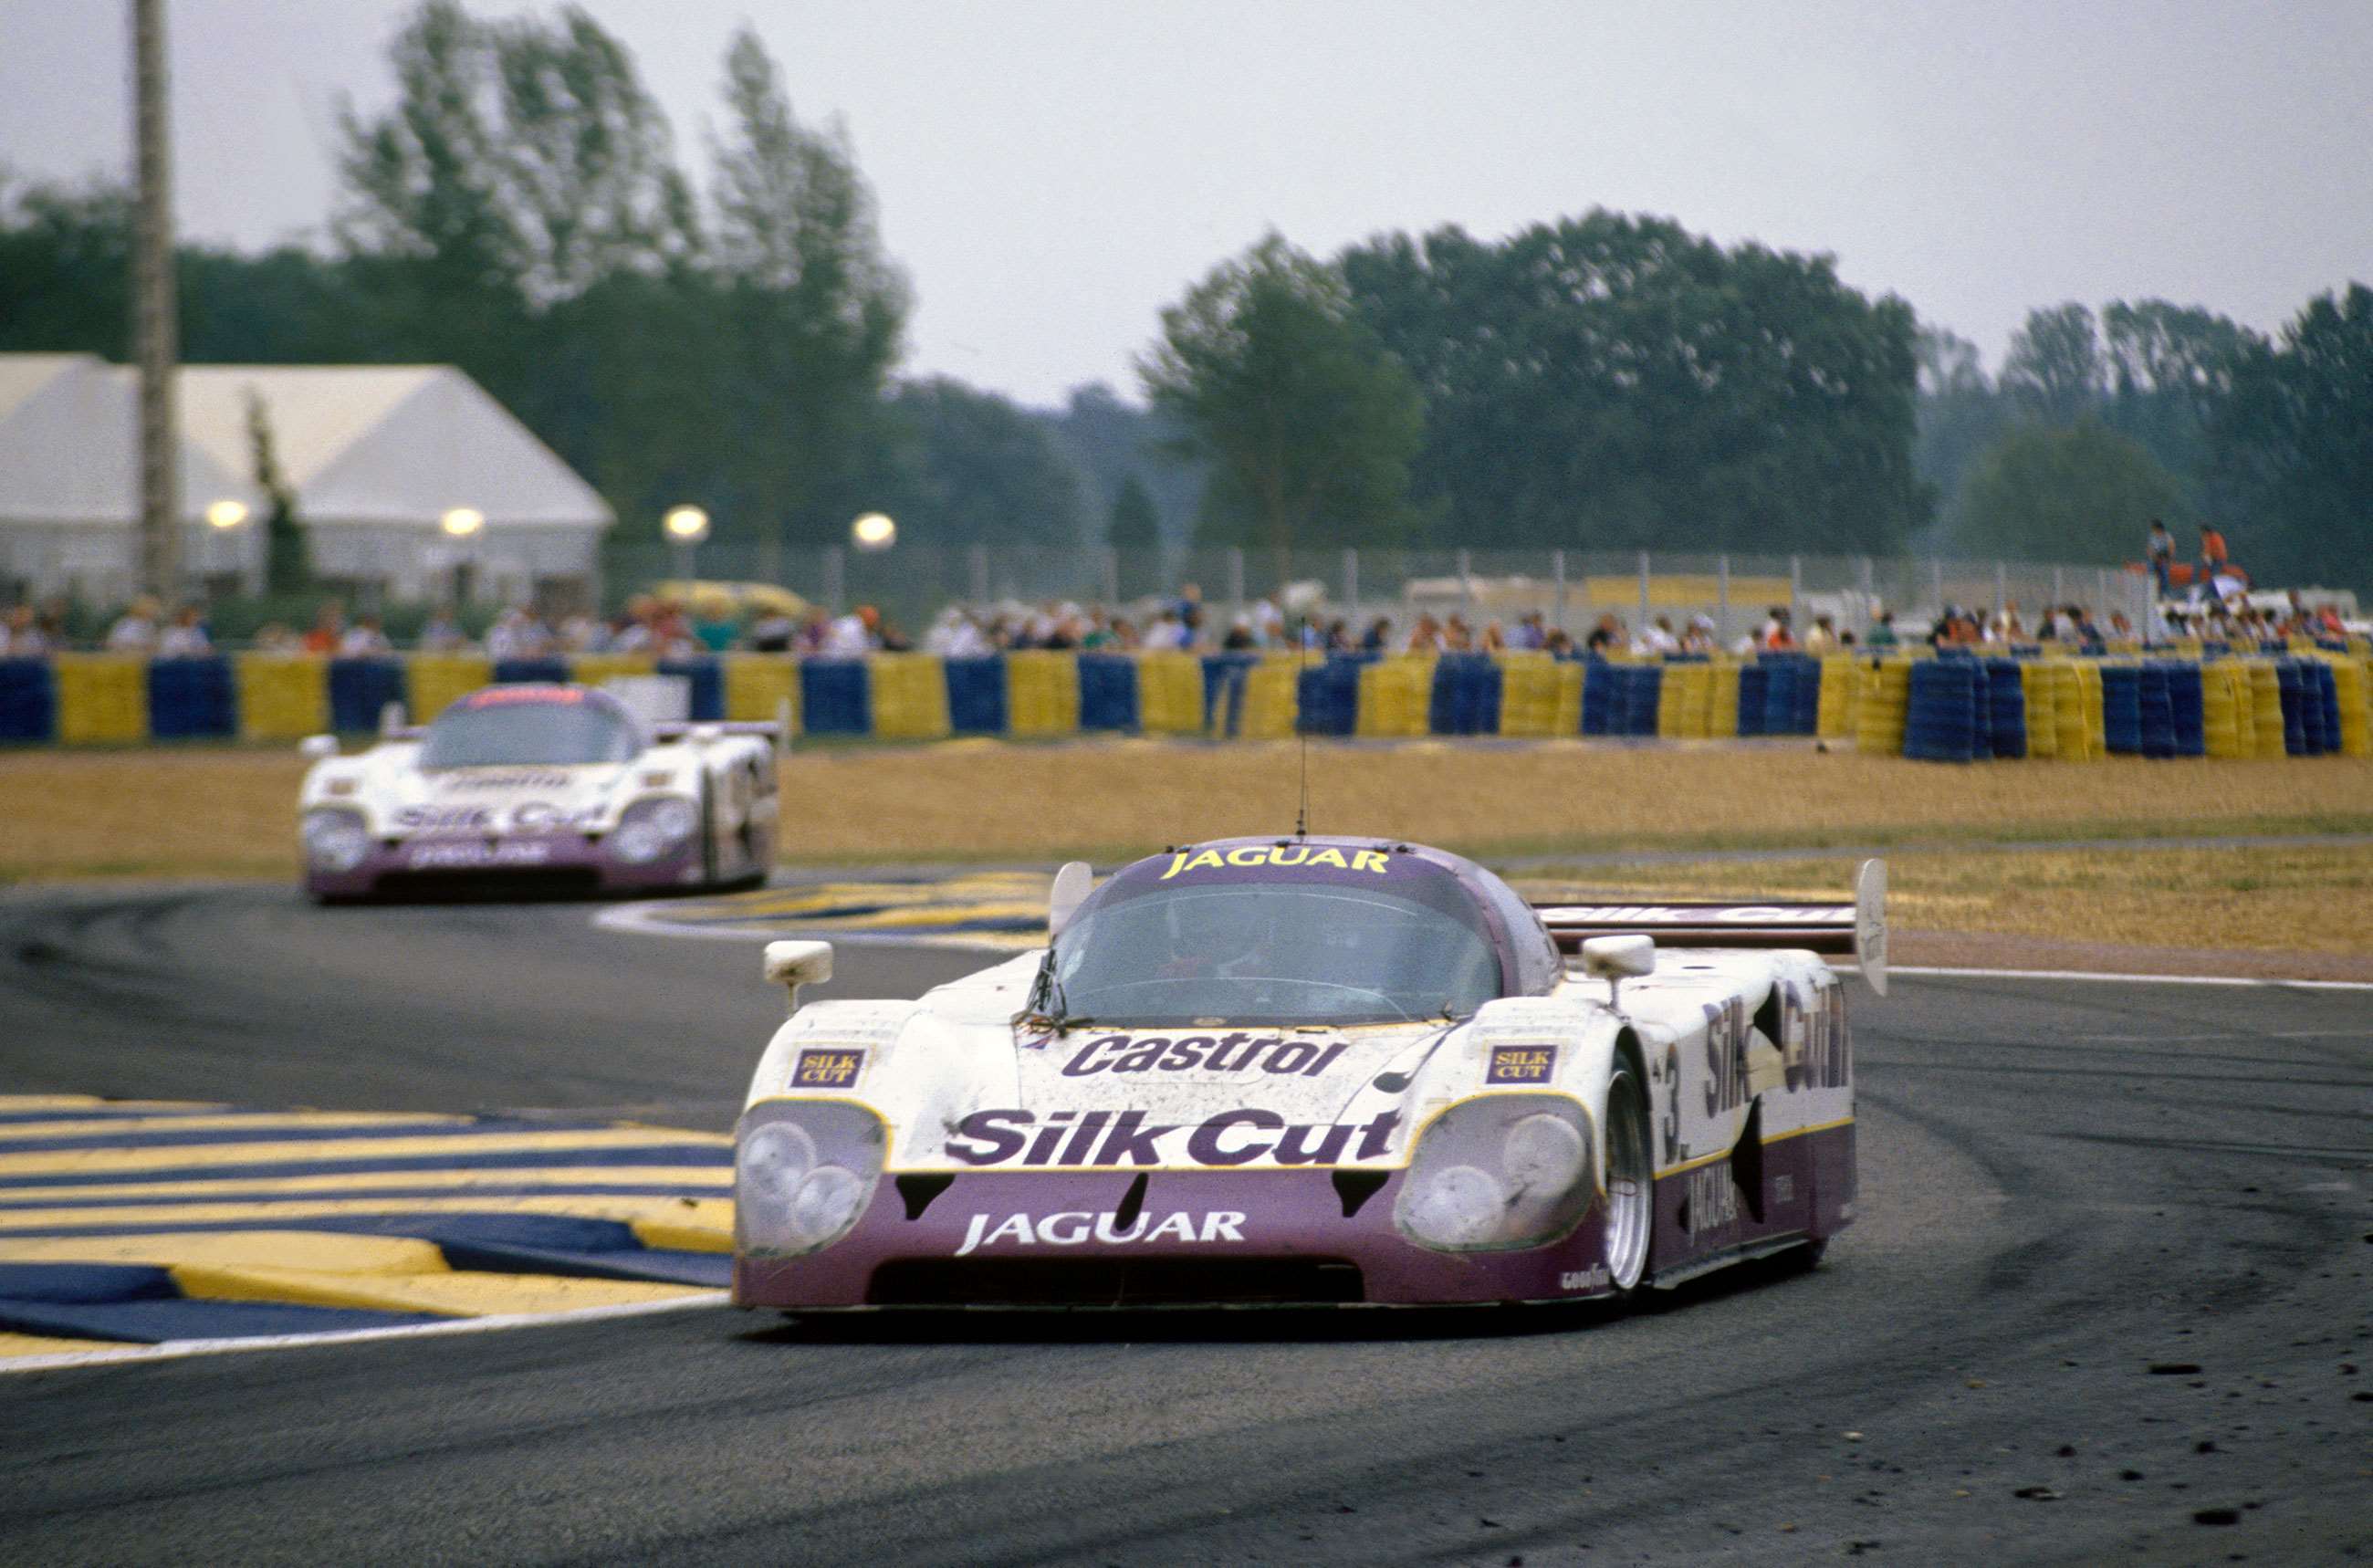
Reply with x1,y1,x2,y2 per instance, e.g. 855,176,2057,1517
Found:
1789,554,1803,631
1552,549,1567,632
1857,555,1875,635
1343,548,1358,620
1637,550,1651,635
1102,547,1120,606
1228,547,1245,623
1994,559,2009,617
2096,570,2109,623
1716,553,1731,645
1456,549,1472,616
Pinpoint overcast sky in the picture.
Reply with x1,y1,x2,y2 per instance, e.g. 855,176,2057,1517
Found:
2,0,2368,407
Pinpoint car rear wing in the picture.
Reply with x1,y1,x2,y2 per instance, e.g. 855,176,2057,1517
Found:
1535,858,1888,994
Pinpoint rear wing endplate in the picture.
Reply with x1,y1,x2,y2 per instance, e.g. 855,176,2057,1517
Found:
1536,858,1888,995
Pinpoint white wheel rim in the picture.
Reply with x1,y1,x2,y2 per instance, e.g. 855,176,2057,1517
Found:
1605,1071,1651,1290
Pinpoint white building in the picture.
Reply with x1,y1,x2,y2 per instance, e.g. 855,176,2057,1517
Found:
0,353,613,607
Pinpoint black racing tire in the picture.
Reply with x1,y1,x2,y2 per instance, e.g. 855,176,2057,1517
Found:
1604,1062,1656,1294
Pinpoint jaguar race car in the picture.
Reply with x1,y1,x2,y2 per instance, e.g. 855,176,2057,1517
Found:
731,836,1884,1312
297,683,779,900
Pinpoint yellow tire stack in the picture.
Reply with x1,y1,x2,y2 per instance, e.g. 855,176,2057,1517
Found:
1656,662,1712,739
1495,652,1561,737
1854,660,1910,755
867,653,951,740
51,654,147,744
406,653,492,721
1552,657,1584,737
724,653,797,728
234,654,329,740
1005,650,1081,737
2246,662,2287,758
2019,661,2058,759
1237,655,1301,739
1815,655,1857,741
1355,656,1433,738
1134,652,1204,735
1708,660,1741,738
2199,661,2250,758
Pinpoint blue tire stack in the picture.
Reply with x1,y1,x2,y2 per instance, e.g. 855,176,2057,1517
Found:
1903,659,1981,762
1761,657,1799,736
800,659,871,736
1580,658,1614,736
2274,661,2307,755
1736,664,1768,737
655,656,724,720
2164,662,2206,757
1626,664,1662,736
943,656,1007,734
2101,665,2143,755
328,657,406,731
2137,663,2176,758
1984,658,2026,759
1077,653,1139,732
146,655,237,739
492,656,571,685
1295,658,1360,737
0,656,58,741
2311,661,2341,756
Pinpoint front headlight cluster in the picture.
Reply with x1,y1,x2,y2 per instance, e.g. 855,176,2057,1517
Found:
612,796,700,863
1395,1094,1597,1252
736,1101,885,1257
300,807,372,873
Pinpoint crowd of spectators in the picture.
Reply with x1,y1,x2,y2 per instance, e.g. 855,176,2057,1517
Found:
0,570,2355,665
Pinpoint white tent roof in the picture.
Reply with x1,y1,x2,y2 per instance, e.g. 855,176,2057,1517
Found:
179,365,613,530
0,353,261,525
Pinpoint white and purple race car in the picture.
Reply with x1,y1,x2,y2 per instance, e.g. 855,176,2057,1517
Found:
732,837,1884,1312
298,684,779,900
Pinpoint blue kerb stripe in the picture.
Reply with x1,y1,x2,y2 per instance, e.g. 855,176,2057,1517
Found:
0,1115,615,1155
0,1107,233,1125
0,1182,726,1211
0,1298,448,1345
0,1145,729,1189
0,1261,179,1303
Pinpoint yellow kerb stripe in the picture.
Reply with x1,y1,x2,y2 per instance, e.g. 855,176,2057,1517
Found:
0,1194,736,1235
0,1166,728,1204
0,1127,729,1179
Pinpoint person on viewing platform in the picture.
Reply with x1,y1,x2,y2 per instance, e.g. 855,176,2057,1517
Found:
156,605,211,658
1680,613,1718,655
1511,611,1548,651
0,603,44,655
1443,614,1476,653
1865,610,1898,649
104,597,162,653
338,613,392,657
2147,519,2175,597
1406,612,1445,653
1803,613,1839,655
1139,610,1186,651
1321,618,1352,653
747,604,797,653
1636,614,1679,656
1584,613,1622,656
692,596,739,653
1361,616,1394,653
1544,627,1576,656
1758,606,1795,652
1252,594,1285,647
2198,523,2230,583
1221,615,1257,652
1477,620,1508,653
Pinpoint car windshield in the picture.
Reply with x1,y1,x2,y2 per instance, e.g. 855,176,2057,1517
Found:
1050,880,1502,1027
418,702,639,768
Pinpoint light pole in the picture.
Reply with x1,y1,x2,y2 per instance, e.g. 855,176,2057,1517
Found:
204,497,249,594
664,504,710,583
441,506,484,605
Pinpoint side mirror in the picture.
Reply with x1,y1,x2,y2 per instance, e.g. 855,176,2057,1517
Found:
1580,934,1656,1008
299,735,339,760
764,938,834,1014
1855,857,1888,997
1048,860,1093,938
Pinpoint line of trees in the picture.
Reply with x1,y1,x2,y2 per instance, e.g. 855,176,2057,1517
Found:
1,0,2364,590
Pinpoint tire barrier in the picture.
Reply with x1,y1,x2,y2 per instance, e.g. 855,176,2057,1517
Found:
6,648,2369,758
144,654,236,740
1903,659,1980,763
1984,659,2027,760
327,656,406,735
0,656,57,741
492,656,572,686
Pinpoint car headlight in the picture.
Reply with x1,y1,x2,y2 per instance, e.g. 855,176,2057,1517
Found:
736,1102,884,1257
1395,1094,1596,1252
300,807,372,873
612,796,700,863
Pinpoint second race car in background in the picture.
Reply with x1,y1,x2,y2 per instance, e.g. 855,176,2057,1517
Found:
297,683,779,900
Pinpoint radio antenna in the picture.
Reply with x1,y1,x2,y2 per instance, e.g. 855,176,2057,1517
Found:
1294,612,1312,838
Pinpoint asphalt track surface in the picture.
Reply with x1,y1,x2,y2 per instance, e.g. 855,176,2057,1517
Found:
2,884,2368,1565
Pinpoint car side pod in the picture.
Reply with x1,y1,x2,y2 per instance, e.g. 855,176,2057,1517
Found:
1580,933,1656,1008
764,939,834,1014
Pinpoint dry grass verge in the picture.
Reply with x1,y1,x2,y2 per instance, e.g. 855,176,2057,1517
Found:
1511,846,2373,959
5,741,2371,901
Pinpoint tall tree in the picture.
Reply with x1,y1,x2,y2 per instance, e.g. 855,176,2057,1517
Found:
1341,212,1927,553
864,377,1084,548
1139,233,1426,555
707,24,908,549
2207,283,2373,586
1911,322,2010,539
1953,419,2184,564
2000,303,2103,426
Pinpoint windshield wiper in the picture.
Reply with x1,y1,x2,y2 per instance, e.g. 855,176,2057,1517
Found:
1021,955,1085,1030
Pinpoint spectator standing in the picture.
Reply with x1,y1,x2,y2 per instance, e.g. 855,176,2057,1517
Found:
156,605,211,658
2146,519,2174,598
1360,616,1393,653
1758,606,1796,652
299,601,345,654
105,598,162,653
1866,610,1898,649
2198,522,2229,584
1636,615,1679,656
419,608,466,653
338,614,392,656
821,604,879,657
0,604,45,655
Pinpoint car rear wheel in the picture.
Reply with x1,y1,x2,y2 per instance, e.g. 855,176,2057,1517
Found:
1604,1064,1654,1291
